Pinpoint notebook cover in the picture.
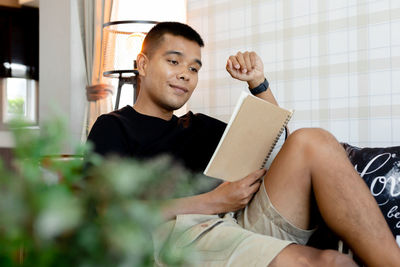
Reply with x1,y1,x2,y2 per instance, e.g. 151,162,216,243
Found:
204,92,293,181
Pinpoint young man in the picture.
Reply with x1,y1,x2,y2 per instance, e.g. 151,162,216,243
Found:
88,22,400,266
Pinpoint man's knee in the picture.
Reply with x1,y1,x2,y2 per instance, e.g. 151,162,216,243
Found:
286,128,339,155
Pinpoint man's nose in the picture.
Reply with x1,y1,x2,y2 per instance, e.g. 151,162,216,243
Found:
177,69,189,81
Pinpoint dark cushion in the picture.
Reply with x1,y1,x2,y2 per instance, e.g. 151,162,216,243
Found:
308,143,400,252
342,143,400,240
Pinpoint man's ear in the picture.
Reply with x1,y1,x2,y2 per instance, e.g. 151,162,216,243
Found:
136,53,148,76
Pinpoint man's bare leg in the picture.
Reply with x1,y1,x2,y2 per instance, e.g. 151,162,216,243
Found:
264,128,400,267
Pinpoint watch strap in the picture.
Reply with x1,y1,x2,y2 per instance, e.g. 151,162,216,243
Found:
249,78,269,95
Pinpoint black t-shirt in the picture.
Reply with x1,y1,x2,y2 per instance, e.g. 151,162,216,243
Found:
87,105,227,173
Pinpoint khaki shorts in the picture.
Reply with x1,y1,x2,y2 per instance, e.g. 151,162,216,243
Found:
153,179,316,266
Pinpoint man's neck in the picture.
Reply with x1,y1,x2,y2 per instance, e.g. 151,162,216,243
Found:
133,101,174,121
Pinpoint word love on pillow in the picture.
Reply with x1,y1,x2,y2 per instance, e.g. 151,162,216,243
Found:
343,144,400,245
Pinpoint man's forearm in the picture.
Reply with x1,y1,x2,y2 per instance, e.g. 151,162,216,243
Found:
160,169,266,221
160,192,218,221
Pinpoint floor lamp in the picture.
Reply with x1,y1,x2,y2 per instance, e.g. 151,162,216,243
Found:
102,20,158,110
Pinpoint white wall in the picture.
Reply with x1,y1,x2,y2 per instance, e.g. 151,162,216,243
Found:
187,0,400,147
39,0,86,153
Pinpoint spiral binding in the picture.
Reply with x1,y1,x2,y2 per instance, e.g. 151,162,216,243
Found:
260,113,293,168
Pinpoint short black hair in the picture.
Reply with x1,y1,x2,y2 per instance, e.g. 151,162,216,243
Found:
141,22,204,57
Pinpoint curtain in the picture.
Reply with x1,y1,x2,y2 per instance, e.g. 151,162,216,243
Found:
78,0,115,137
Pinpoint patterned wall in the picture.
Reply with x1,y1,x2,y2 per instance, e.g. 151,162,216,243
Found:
187,0,400,147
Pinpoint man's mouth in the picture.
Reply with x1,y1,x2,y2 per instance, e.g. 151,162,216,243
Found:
170,84,188,94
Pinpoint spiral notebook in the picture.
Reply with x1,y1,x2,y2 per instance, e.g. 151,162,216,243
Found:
204,92,293,182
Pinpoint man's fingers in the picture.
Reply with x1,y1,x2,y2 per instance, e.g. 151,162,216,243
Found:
226,58,238,78
243,51,252,72
245,168,266,185
249,52,257,70
235,52,247,73
242,195,253,205
227,51,263,82
254,168,267,178
227,51,259,74
229,55,240,70
227,59,233,70
244,182,261,202
233,169,265,190
249,179,262,192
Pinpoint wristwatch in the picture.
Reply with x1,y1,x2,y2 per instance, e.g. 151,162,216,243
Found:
249,78,269,95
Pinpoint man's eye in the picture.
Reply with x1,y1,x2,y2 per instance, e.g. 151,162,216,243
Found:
189,67,198,73
168,59,178,65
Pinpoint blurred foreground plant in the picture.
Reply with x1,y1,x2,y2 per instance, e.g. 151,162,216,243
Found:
0,118,208,266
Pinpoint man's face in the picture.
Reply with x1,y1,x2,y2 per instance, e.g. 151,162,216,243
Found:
139,34,202,112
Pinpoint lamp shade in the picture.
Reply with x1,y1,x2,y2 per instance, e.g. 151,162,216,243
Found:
102,20,157,78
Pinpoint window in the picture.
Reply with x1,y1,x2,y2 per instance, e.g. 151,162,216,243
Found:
1,77,38,128
0,6,39,130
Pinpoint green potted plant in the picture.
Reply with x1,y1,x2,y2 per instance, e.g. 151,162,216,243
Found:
0,118,203,266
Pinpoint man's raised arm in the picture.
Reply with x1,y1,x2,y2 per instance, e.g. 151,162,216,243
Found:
226,51,289,134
